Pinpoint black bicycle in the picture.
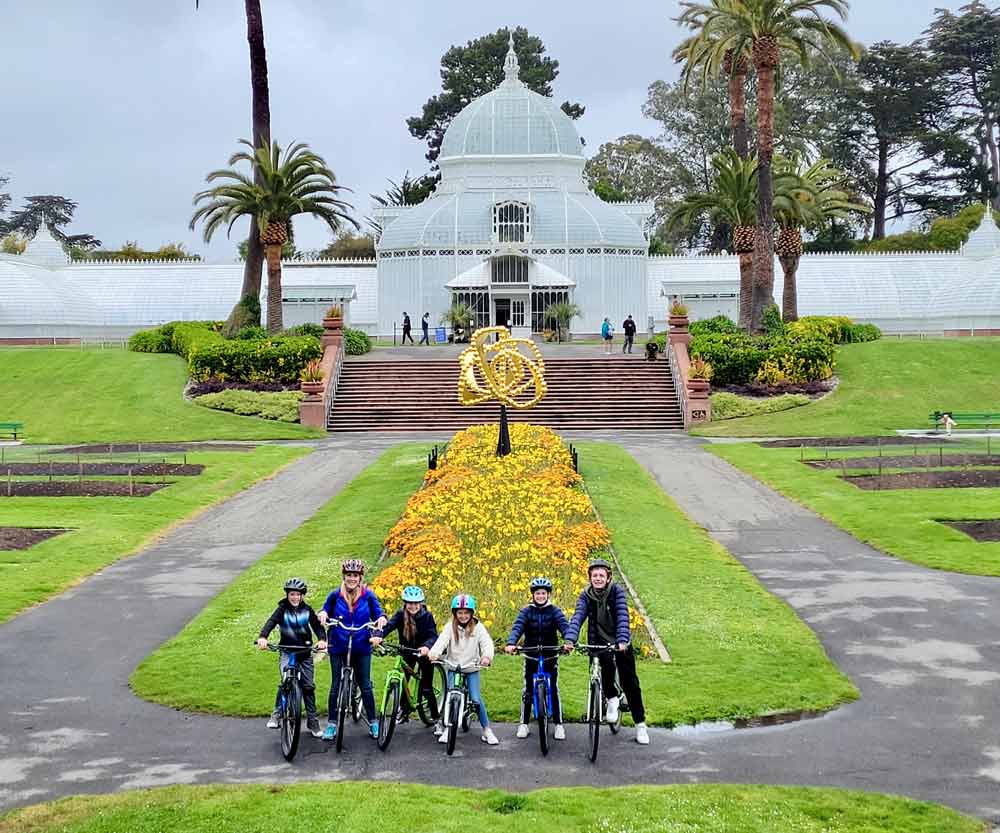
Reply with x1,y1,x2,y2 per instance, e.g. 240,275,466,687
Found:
326,619,377,753
577,643,629,763
261,643,323,761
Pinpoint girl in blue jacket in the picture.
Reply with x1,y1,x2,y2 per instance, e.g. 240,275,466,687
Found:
317,558,387,741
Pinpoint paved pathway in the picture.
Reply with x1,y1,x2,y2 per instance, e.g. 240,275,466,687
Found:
1,434,999,825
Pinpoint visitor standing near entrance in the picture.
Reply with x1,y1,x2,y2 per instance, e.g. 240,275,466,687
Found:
419,312,430,345
601,318,614,354
401,312,414,344
622,315,636,354
564,558,650,745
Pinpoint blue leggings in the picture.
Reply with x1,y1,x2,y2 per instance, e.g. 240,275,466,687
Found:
448,670,489,727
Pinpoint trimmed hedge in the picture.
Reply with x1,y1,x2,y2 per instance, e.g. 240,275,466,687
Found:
690,315,738,337
710,391,811,420
343,327,372,355
193,390,303,422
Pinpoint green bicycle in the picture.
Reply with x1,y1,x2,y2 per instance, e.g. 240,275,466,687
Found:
375,643,446,751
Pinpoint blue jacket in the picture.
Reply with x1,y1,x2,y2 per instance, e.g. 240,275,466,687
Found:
321,586,384,657
564,583,631,646
377,605,438,650
601,321,611,338
258,599,325,648
507,603,569,655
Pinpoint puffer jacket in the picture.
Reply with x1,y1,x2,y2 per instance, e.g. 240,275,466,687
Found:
321,586,385,657
564,582,631,646
429,619,495,670
377,605,438,650
507,602,569,655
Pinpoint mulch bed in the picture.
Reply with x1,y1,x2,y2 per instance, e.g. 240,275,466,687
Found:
50,443,255,455
941,520,1000,542
0,527,69,550
0,481,167,497
761,436,944,448
807,454,1000,470
843,470,1000,490
0,463,204,476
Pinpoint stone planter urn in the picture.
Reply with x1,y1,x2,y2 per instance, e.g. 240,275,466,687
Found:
668,312,691,349
686,378,710,396
322,315,343,348
300,380,324,398
668,315,689,330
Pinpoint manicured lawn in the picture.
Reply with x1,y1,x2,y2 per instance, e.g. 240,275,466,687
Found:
710,443,1000,576
132,442,856,726
694,338,1000,437
0,446,309,622
0,348,322,442
0,783,983,833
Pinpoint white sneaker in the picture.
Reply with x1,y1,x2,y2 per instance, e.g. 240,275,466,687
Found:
433,721,444,736
438,729,449,743
605,697,620,724
635,723,650,745
266,713,280,729
515,723,530,738
481,727,499,745
554,724,566,740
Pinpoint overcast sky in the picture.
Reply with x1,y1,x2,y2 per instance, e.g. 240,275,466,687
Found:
3,0,969,262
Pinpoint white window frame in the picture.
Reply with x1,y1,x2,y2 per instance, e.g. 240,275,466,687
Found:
493,201,531,244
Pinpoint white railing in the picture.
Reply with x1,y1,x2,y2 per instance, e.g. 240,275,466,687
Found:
667,341,688,429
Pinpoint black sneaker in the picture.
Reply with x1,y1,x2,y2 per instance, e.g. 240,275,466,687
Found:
306,717,322,738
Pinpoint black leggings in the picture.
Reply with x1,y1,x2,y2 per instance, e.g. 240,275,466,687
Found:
598,647,646,723
404,654,439,719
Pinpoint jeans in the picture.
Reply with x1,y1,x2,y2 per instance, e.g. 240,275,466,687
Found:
598,646,646,723
275,650,318,719
419,327,429,345
328,652,376,723
447,670,489,727
520,655,562,724
623,334,634,353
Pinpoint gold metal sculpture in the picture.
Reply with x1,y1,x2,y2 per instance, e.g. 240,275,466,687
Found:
457,326,547,455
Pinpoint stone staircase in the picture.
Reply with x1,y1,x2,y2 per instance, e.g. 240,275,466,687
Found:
327,357,684,432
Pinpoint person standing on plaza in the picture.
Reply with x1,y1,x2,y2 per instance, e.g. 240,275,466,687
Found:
401,312,414,345
419,312,430,346
622,314,636,354
601,317,614,354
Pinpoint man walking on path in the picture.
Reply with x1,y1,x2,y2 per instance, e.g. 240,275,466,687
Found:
419,312,430,346
622,315,636,354
401,312,414,345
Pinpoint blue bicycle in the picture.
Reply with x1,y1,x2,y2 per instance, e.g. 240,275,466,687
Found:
261,643,323,761
514,645,563,756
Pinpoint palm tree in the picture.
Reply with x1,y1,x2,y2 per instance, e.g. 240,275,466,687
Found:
191,140,357,333
676,0,860,331
196,0,272,335
441,301,476,341
542,301,582,342
774,157,870,321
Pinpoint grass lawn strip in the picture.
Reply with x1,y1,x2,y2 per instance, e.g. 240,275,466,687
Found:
0,349,322,442
133,441,857,727
710,443,1000,576
694,339,1000,437
0,446,309,622
0,784,983,833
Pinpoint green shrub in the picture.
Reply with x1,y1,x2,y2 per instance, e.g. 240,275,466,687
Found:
762,303,785,335
343,327,372,355
710,391,811,421
193,389,303,423
234,325,268,341
170,321,225,360
127,327,172,353
187,336,322,383
786,316,854,344
846,323,882,343
284,323,324,339
690,315,738,337
690,332,769,386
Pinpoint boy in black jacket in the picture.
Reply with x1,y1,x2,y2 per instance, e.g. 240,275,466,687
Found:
256,577,327,737
504,576,570,740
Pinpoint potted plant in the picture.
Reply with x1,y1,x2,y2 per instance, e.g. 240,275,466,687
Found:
299,359,325,396
668,299,689,329
687,355,712,395
323,304,343,327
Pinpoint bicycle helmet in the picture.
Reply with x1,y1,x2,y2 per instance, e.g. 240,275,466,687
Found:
401,585,425,603
530,577,553,592
451,593,477,612
284,577,307,594
588,557,613,573
341,558,365,575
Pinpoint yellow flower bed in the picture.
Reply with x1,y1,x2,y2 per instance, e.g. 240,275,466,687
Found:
374,424,648,646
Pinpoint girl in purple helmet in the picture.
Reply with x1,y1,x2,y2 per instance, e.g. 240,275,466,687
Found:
427,593,498,745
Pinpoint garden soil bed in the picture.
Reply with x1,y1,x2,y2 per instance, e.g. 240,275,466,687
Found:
1,463,204,476
940,520,1000,542
0,527,69,550
807,454,1000,470
0,481,168,497
843,470,1000,490
762,436,944,448
50,443,254,455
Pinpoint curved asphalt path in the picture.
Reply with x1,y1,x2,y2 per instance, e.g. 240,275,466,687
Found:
1,433,998,826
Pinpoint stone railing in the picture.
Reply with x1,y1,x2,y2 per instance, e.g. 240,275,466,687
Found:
667,313,711,428
298,316,344,429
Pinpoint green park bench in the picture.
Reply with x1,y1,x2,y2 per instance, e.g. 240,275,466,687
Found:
0,421,24,441
929,411,1000,430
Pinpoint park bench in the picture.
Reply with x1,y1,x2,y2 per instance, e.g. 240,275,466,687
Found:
929,411,1000,430
0,422,24,441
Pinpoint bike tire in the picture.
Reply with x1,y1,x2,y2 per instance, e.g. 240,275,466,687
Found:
280,681,302,762
377,681,400,752
609,692,625,735
446,696,460,756
535,679,550,757
417,663,447,727
335,673,351,754
351,682,364,723
587,678,601,763
461,705,471,733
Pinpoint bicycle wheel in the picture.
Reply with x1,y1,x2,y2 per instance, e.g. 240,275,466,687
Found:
446,695,460,756
609,692,625,735
377,680,400,751
351,682,364,723
587,678,601,763
417,663,446,727
461,704,471,733
535,679,550,757
335,672,351,754
280,680,302,761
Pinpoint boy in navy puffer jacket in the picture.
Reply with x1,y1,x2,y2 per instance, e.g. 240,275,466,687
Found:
504,577,570,740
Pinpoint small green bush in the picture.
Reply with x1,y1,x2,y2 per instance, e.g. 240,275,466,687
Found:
187,336,322,383
690,315,738,337
710,391,811,421
343,327,372,355
127,327,172,353
690,332,769,386
234,325,268,341
284,323,324,339
170,321,225,360
762,303,784,335
846,323,882,343
193,389,304,423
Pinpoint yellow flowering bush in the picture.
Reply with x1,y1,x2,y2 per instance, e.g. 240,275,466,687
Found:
374,424,649,649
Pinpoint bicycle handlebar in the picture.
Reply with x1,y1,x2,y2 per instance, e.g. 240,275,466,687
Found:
575,642,627,653
512,645,565,653
376,642,422,655
324,619,379,632
260,643,325,653
432,660,491,673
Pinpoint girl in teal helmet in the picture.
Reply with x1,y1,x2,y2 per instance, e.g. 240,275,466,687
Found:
427,593,499,745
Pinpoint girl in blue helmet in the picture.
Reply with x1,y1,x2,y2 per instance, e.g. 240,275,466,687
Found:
427,593,498,745
371,585,441,728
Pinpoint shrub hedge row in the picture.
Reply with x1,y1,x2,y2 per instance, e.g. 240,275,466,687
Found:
193,390,304,422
